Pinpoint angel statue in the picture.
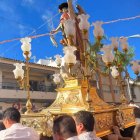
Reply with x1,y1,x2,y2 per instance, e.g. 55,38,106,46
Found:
51,2,70,46
51,0,87,61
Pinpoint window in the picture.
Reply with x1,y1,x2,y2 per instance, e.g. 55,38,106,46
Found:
113,89,118,94
29,80,38,91
131,86,136,99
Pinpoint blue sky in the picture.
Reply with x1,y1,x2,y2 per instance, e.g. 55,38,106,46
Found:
0,0,140,78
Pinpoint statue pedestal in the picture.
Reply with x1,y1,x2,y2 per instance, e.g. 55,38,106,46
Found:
21,79,136,137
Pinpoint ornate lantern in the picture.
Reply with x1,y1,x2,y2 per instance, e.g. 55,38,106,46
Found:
119,37,128,52
63,46,77,72
110,66,119,78
131,60,140,75
13,63,25,79
21,37,32,59
93,21,104,40
54,55,62,67
78,14,90,33
101,45,114,66
111,37,119,51
21,37,31,52
53,74,61,84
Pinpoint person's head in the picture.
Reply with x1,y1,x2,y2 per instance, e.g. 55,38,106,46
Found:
53,115,77,139
40,135,53,140
58,2,68,13
133,124,140,140
73,110,95,135
0,122,6,131
129,100,134,104
53,116,64,140
2,107,21,128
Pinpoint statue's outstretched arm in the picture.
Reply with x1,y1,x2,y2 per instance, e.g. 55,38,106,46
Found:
51,23,62,34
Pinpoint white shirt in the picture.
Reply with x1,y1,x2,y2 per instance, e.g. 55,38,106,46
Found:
129,103,139,108
78,132,102,140
0,123,40,140
67,136,79,140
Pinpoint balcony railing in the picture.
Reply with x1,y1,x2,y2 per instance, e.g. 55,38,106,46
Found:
0,82,56,92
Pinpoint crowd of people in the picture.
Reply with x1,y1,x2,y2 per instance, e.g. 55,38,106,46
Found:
0,107,139,140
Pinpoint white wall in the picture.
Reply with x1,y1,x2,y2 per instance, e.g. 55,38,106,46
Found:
0,70,2,88
0,89,56,100
133,86,140,106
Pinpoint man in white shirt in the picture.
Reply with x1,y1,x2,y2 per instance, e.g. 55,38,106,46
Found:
73,110,102,140
53,115,79,140
0,107,40,140
129,100,139,108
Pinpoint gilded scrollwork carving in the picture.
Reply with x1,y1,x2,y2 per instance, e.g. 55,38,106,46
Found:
96,114,113,129
123,109,135,123
51,93,65,107
21,112,54,137
65,93,79,104
116,109,125,129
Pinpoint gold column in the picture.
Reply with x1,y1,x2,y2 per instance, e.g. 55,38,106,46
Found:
119,73,127,104
24,51,32,114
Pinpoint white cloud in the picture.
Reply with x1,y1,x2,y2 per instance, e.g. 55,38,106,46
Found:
22,0,34,4
0,3,12,13
18,25,27,37
0,1,36,39
42,10,55,31
0,1,22,36
19,24,37,37
21,0,35,10
0,1,18,19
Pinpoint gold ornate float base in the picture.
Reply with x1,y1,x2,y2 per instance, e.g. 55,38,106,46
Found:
21,79,136,137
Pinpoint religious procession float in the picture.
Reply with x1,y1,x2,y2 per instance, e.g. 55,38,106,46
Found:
12,0,139,138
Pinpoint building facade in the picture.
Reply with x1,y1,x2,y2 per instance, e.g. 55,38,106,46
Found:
0,57,59,111
129,77,140,106
97,56,124,104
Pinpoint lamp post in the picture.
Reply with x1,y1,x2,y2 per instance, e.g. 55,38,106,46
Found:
62,18,77,73
78,14,93,110
13,37,32,114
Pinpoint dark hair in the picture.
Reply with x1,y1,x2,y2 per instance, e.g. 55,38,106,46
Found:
40,135,53,140
74,110,95,131
129,100,134,104
133,124,140,140
58,3,68,10
2,107,21,123
53,115,77,138
0,122,5,131
53,116,62,134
